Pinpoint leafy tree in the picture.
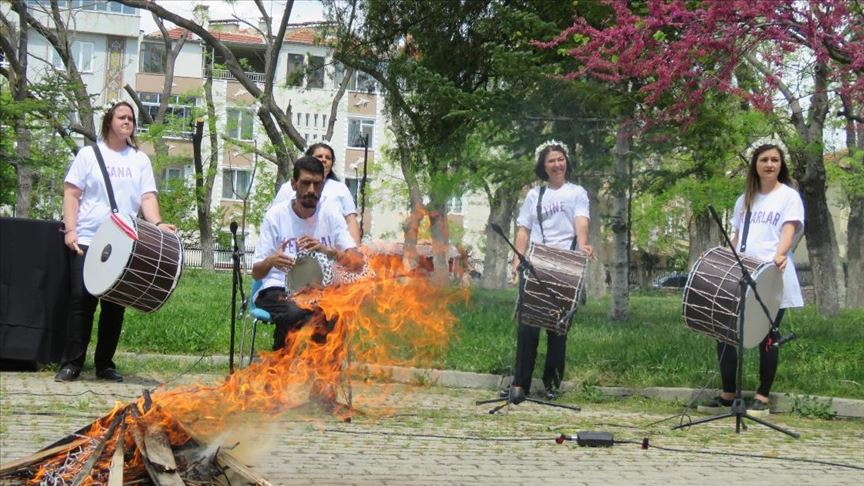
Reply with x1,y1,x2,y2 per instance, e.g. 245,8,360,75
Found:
543,0,864,315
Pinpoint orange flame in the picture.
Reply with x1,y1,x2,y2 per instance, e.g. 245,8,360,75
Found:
150,254,466,435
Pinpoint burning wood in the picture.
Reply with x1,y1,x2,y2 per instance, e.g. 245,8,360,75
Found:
1,255,462,484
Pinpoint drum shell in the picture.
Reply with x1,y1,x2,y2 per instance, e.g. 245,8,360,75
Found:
517,243,588,335
84,217,183,313
682,246,782,348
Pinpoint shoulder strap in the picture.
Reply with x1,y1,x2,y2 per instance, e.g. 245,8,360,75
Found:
738,209,752,253
92,143,119,214
536,185,547,244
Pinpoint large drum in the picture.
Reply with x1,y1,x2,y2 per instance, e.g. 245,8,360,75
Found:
83,214,183,313
682,246,782,348
517,242,588,335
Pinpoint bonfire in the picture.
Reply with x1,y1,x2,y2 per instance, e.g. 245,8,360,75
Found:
0,255,464,484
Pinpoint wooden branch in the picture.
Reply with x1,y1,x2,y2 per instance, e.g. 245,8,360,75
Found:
744,52,804,127
69,409,127,486
325,66,354,141
124,84,153,124
107,421,126,486
220,134,278,164
0,438,89,476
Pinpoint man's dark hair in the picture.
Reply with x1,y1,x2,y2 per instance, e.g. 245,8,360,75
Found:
292,155,325,180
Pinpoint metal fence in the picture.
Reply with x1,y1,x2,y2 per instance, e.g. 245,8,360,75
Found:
183,244,256,270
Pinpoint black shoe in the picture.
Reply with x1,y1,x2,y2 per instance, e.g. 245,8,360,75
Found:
696,395,733,413
96,368,123,382
499,386,511,399
544,389,561,401
54,367,80,382
748,399,771,416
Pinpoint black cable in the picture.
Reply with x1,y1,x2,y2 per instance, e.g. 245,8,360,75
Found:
324,428,552,442
612,439,864,471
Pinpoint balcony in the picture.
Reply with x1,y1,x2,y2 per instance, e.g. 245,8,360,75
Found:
211,68,266,84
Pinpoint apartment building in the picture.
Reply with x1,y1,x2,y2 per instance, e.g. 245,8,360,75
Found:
9,0,490,263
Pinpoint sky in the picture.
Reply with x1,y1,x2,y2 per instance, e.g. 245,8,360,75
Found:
140,0,326,34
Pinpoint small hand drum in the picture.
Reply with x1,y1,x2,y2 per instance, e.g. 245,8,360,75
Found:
682,246,783,348
287,250,334,291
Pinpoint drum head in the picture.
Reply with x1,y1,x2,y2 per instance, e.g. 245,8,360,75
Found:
288,252,331,290
743,264,783,348
83,215,136,296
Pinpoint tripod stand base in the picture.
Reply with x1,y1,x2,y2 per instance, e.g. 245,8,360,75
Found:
475,387,581,414
673,408,799,438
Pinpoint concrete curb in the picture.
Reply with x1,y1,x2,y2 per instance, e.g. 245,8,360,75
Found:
116,351,864,419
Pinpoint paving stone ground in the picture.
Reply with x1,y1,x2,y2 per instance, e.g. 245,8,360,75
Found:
2,371,863,485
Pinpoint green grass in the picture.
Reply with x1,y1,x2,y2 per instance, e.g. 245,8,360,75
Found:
112,270,864,400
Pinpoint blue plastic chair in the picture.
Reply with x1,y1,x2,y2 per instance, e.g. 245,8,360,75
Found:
239,279,272,367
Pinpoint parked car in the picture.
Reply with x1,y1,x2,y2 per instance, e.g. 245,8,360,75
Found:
652,272,689,289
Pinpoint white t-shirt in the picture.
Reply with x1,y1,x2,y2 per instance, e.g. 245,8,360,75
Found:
64,142,158,246
272,178,357,217
253,200,357,292
731,183,805,308
516,182,590,250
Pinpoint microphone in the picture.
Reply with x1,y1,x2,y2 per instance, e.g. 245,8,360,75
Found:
230,221,238,235
771,332,797,349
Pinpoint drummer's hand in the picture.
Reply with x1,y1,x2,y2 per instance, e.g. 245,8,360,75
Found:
268,251,295,272
581,244,595,260
297,235,322,253
65,230,84,256
157,222,177,233
773,253,788,272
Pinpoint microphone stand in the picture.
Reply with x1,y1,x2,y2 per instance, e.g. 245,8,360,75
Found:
673,206,798,438
229,221,243,374
474,223,580,414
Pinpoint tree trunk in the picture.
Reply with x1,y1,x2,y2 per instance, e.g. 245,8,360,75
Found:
480,184,518,290
687,209,722,270
12,14,31,218
847,196,864,307
14,160,33,218
427,198,450,286
581,174,606,298
609,123,631,320
195,61,219,271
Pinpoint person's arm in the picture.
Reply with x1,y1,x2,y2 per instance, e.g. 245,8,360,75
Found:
63,183,83,255
574,216,593,258
730,234,739,250
140,192,176,233
773,221,801,271
345,214,361,245
511,226,530,276
251,239,294,280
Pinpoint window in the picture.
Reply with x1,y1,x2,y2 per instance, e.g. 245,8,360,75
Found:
296,112,302,125
227,108,254,141
222,169,251,199
286,54,304,86
139,43,166,74
52,42,94,72
71,1,136,15
345,177,359,205
138,92,197,137
351,71,377,93
162,167,184,189
306,55,325,89
448,195,464,214
348,118,374,147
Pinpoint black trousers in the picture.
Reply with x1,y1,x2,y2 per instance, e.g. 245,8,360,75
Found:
60,246,125,371
512,322,567,392
254,287,335,351
717,308,785,397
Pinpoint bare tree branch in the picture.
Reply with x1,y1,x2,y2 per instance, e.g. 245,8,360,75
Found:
325,66,354,141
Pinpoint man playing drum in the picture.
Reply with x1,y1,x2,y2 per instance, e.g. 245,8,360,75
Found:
252,156,364,405
505,141,594,400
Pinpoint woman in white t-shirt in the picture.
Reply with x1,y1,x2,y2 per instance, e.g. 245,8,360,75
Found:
55,101,176,384
503,141,594,401
707,143,805,414
272,143,361,244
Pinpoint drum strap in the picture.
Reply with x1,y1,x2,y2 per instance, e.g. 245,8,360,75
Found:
91,144,119,214
739,210,752,253
536,186,547,244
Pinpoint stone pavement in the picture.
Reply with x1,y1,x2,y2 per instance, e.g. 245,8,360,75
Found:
1,371,863,485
